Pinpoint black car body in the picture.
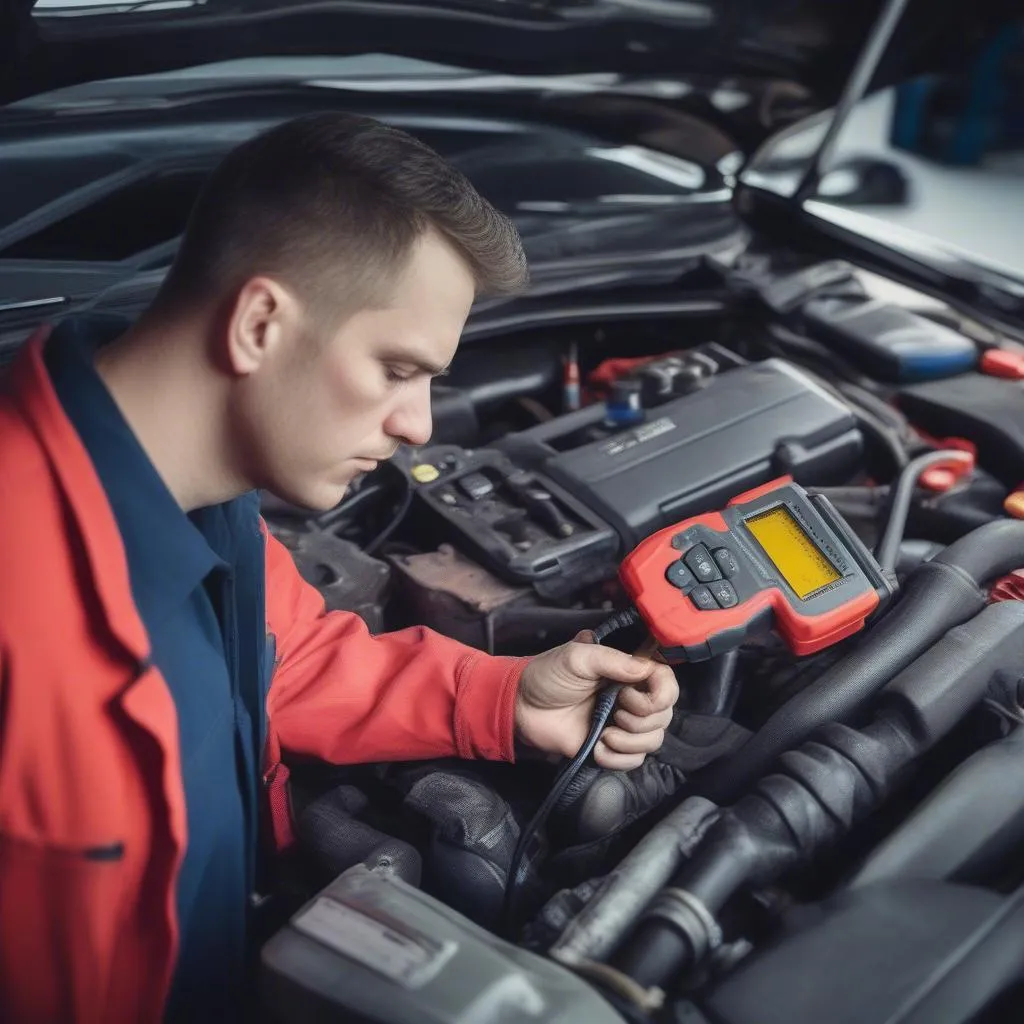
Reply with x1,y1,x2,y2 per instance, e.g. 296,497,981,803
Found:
3,2,1024,1022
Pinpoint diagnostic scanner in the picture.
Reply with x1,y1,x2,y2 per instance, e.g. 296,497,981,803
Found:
620,476,896,662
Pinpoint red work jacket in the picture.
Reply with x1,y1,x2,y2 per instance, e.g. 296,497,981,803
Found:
0,326,526,1022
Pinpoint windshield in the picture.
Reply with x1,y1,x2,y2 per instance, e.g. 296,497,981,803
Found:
743,15,1024,282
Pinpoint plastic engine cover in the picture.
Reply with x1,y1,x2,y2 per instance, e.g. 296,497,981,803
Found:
260,865,628,1024
501,358,862,549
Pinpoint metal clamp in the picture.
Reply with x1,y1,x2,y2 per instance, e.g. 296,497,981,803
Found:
642,887,723,963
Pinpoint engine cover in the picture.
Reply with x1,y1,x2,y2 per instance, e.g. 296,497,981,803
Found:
261,866,628,1024
499,358,863,549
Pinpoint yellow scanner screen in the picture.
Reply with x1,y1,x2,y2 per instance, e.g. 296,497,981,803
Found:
744,505,840,599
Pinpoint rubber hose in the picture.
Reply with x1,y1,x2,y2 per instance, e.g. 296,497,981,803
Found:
895,540,944,576
847,403,910,474
298,787,423,886
875,449,973,571
548,796,720,967
847,725,1024,890
689,650,741,717
615,601,1024,988
689,519,1024,806
930,517,1024,582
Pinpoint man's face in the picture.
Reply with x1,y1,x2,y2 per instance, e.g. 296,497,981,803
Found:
229,229,475,511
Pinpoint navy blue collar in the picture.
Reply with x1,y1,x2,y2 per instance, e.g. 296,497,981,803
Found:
44,315,229,629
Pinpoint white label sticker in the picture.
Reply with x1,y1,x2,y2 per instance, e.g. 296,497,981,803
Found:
292,896,456,989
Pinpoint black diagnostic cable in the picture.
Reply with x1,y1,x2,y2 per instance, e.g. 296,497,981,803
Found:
502,607,642,937
363,466,414,555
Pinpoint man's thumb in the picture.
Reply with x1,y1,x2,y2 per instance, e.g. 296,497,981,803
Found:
586,644,653,684
574,629,596,644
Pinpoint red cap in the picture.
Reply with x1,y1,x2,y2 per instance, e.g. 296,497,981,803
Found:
981,349,1024,380
919,444,976,493
990,569,1024,604
1004,489,1024,520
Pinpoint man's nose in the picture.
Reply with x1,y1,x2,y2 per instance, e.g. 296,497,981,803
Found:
386,379,433,448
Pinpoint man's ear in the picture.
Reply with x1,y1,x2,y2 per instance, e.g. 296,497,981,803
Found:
224,276,297,376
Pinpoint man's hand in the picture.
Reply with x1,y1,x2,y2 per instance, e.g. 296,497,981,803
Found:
515,630,679,771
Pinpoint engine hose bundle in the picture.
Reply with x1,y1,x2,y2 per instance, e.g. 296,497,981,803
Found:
848,721,1024,890
501,607,641,937
548,795,720,969
688,517,1024,807
613,599,1024,991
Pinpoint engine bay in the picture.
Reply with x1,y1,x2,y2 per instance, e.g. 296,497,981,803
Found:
258,253,1024,1024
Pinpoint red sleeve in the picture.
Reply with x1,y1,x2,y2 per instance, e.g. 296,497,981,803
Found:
262,522,526,765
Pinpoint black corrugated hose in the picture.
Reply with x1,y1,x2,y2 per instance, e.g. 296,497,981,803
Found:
685,518,1024,808
613,599,1024,990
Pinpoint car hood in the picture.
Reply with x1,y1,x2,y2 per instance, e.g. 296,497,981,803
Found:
0,0,994,110
1,0,1020,338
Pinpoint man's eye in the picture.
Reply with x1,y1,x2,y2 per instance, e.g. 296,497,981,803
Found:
384,366,414,384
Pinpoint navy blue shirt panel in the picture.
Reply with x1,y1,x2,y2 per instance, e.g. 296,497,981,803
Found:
44,315,266,1020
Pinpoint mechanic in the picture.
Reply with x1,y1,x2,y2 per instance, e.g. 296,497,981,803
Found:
0,112,677,1023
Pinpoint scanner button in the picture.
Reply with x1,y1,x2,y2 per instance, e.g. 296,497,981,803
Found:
665,560,696,590
685,544,721,583
689,586,718,611
709,580,738,608
713,548,740,578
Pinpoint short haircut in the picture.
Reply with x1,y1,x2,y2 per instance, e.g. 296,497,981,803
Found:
152,112,529,319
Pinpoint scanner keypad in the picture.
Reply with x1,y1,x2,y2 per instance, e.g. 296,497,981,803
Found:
666,541,742,610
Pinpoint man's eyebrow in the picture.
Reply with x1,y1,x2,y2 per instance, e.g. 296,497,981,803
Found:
383,350,451,376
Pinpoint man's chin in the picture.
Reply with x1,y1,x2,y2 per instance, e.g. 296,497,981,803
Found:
269,482,350,515
313,483,351,512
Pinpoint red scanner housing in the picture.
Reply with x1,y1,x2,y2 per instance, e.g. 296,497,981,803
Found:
619,477,892,663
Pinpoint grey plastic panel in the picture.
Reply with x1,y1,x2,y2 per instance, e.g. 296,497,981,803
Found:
260,866,628,1024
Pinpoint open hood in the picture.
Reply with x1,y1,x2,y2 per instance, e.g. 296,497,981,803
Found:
0,0,1019,338
736,0,1024,333
0,1,1005,112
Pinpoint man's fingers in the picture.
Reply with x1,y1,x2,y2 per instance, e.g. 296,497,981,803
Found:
616,684,663,718
615,665,679,716
646,664,680,711
614,705,673,734
593,741,646,772
569,642,680,696
599,725,666,755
